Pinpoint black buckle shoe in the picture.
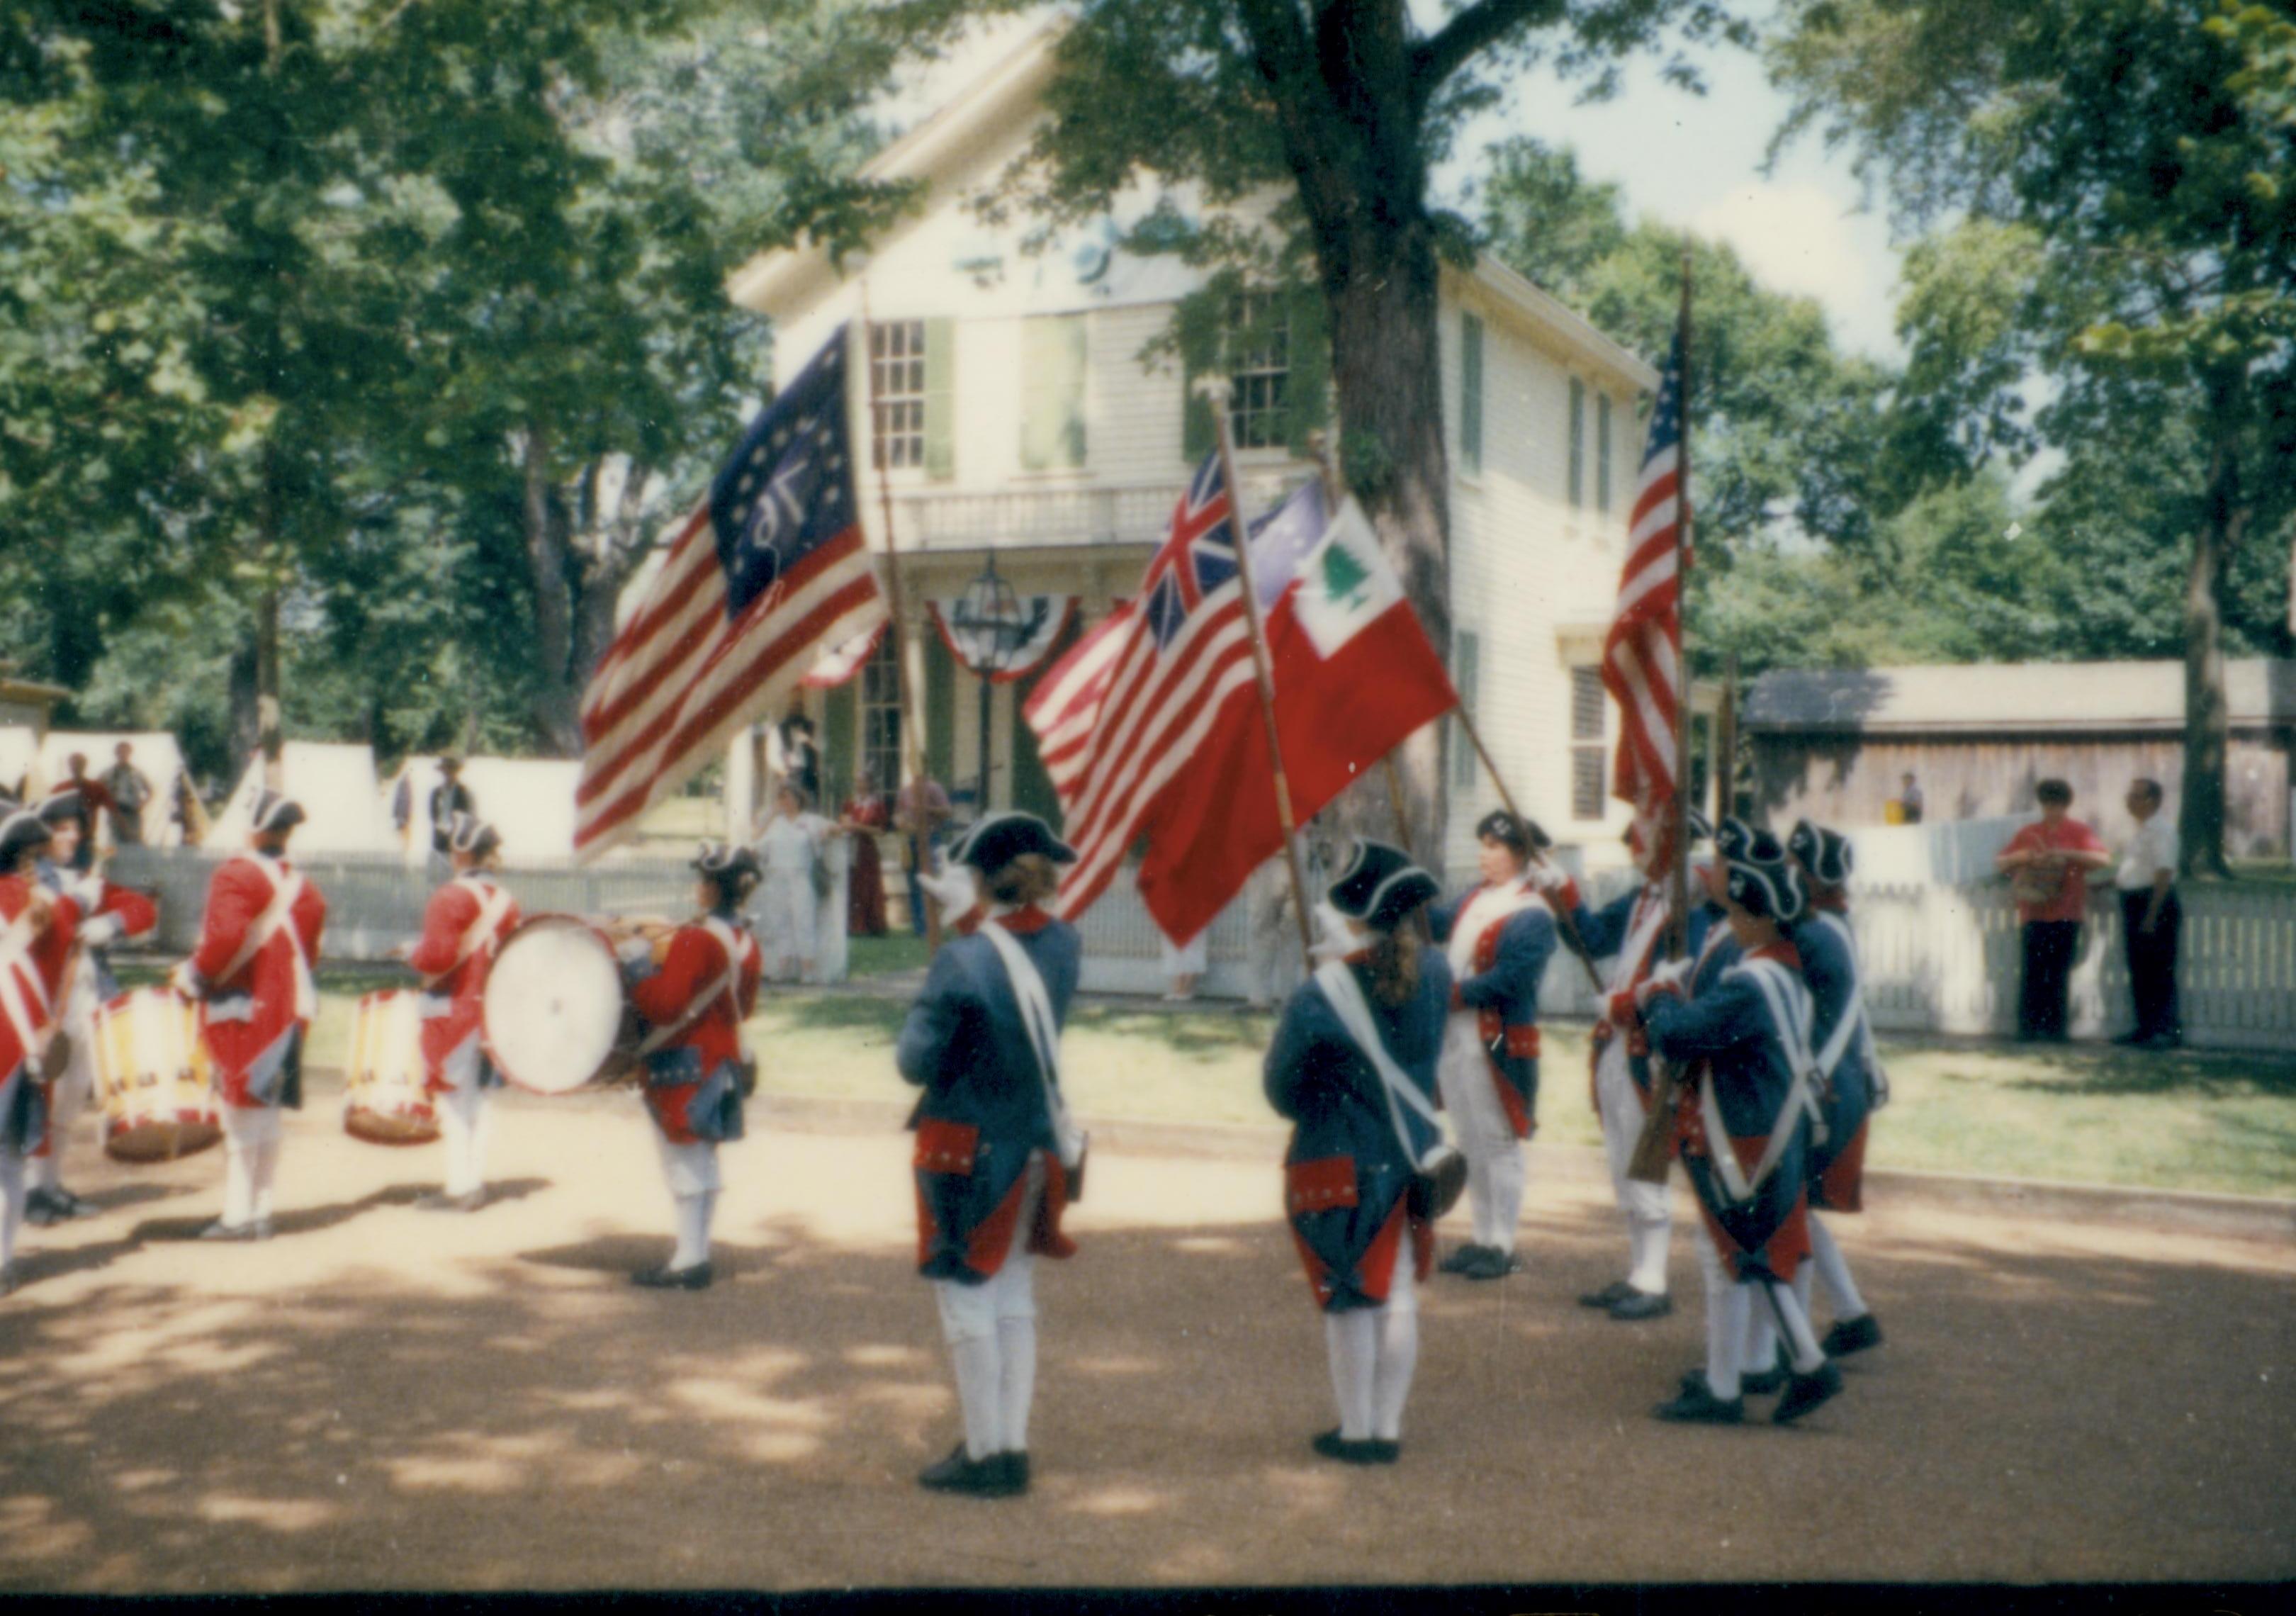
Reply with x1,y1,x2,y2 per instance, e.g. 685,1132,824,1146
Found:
1821,1314,1883,1357
1438,1244,1490,1275
198,1220,257,1242
1311,1429,1395,1465
632,1262,713,1291
1774,1362,1844,1425
919,1442,1023,1496
1654,1383,1745,1424
1741,1347,1792,1396
1608,1289,1673,1322
1461,1247,1521,1281
1579,1279,1636,1309
23,1189,63,1228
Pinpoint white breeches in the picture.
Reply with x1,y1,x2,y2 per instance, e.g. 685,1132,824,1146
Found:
1436,1015,1524,1252
754,872,816,977
934,1152,1045,1459
1594,1036,1672,1295
437,1082,490,1197
1323,1257,1419,1442
220,1105,283,1228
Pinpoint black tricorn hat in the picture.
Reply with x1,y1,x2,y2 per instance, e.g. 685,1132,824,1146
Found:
1327,840,1440,933
0,807,53,866
1787,819,1854,887
694,841,763,885
447,812,503,860
1474,809,1551,855
1724,855,1806,924
249,789,306,837
950,812,1077,874
37,785,87,827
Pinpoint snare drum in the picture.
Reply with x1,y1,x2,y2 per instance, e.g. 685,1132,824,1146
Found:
89,987,223,1164
483,914,640,1096
344,989,439,1145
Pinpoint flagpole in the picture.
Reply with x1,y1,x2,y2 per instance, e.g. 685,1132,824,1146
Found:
1626,249,1696,1189
1206,379,1317,970
1665,249,1696,963
856,279,943,950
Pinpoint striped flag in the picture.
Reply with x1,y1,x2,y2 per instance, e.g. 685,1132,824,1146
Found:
1602,325,1689,865
1035,451,1261,924
574,327,885,859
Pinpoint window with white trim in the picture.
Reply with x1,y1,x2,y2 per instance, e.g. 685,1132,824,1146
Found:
1571,664,1606,821
870,320,927,471
1228,293,1290,451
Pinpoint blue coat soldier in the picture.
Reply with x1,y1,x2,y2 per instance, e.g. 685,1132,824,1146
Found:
1783,819,1884,1359
1640,843,1845,1427
1266,840,1458,1466
1424,810,1566,1281
898,812,1084,1500
1568,809,1715,1320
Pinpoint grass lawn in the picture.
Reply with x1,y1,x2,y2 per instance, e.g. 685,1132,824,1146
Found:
203,963,2296,1201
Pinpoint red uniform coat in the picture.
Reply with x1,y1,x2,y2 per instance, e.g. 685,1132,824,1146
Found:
186,853,327,1109
629,917,762,1145
405,875,522,1092
0,875,79,1153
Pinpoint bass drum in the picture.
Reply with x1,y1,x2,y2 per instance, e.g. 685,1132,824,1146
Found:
482,914,640,1096
90,987,223,1164
343,989,438,1145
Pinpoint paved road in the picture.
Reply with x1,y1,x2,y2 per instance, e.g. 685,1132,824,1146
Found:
1,1088,2290,1590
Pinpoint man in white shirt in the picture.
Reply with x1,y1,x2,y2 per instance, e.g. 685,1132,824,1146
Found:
2113,778,2181,1049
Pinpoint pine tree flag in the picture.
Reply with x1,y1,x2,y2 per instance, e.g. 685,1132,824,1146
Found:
1130,486,1458,948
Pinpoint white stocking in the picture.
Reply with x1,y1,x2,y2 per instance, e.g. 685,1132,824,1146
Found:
996,1317,1036,1454
219,1105,278,1227
935,1275,1004,1461
1324,1308,1378,1441
1745,1295,1779,1379
1371,1261,1419,1442
30,1065,86,1193
0,1149,23,1270
1766,1279,1827,1374
1485,1146,1526,1256
438,1084,489,1196
1808,1215,1869,1321
1463,1155,1493,1246
672,1193,711,1269
1699,1238,1748,1400
1627,1213,1672,1297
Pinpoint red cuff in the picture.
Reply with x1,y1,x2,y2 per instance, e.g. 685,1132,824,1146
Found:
1449,983,1465,1012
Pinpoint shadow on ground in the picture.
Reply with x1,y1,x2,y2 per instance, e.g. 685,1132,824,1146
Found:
1,1177,2290,1593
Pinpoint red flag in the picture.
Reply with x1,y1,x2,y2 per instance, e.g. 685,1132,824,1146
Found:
1603,325,1687,868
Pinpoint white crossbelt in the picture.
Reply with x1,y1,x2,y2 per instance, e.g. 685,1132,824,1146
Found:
635,917,745,1057
0,906,52,1072
448,876,517,975
1601,885,1675,999
1696,955,1825,1208
214,855,317,1021
1315,960,1446,1172
978,917,1085,1170
1811,910,1881,1094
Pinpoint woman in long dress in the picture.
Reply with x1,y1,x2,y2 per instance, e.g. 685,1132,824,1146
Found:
752,783,827,982
840,769,890,938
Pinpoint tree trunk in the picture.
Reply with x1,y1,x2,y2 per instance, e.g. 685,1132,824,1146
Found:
255,585,283,790
2179,377,2246,879
227,639,260,768
519,426,585,757
1322,218,1453,875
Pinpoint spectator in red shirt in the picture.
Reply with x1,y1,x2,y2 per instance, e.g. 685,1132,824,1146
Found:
1996,779,2111,1042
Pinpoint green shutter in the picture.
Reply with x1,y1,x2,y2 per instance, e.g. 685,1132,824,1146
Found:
923,318,955,480
1452,631,1480,790
1009,608,1081,830
1597,393,1613,514
1019,316,1088,471
822,675,857,813
1459,313,1484,476
1176,291,1221,462
924,624,956,785
1567,378,1585,508
1280,281,1331,457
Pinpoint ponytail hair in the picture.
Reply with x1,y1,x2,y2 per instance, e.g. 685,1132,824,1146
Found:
1363,926,1422,1008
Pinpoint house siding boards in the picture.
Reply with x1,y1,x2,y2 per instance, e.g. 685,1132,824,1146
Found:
728,33,1657,871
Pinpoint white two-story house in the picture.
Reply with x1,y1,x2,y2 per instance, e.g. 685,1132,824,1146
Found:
725,26,1660,910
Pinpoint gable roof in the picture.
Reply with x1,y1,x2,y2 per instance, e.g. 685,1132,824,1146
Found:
1743,659,2296,734
724,22,1658,397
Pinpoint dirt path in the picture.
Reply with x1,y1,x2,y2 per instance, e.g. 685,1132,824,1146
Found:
1,1084,2290,1591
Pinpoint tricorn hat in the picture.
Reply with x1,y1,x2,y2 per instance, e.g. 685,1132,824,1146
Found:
950,812,1077,874
1327,840,1441,934
1786,819,1854,888
249,789,306,838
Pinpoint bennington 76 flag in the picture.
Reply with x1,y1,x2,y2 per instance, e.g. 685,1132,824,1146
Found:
575,327,886,858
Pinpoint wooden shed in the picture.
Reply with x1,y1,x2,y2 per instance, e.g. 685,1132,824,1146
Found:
1742,658,2296,857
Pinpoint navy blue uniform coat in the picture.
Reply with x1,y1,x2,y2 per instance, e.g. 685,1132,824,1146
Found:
1429,886,1554,1135
1264,950,1453,1313
897,909,1082,1283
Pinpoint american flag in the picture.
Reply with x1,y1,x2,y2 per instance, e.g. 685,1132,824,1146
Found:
1034,451,1264,920
574,327,886,858
1602,325,1689,866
